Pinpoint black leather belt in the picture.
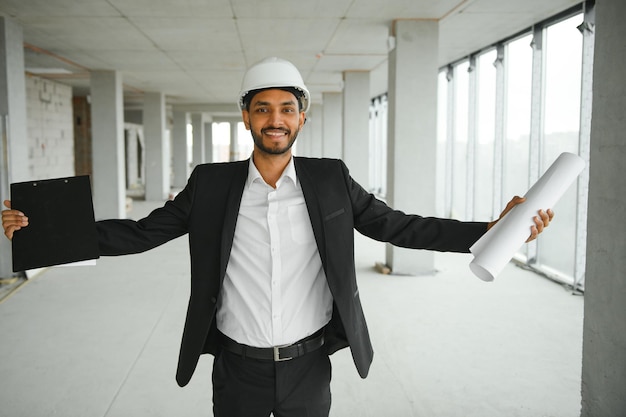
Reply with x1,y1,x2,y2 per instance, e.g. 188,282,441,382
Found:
220,330,325,362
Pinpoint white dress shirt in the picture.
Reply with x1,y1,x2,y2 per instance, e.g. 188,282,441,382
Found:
216,157,333,347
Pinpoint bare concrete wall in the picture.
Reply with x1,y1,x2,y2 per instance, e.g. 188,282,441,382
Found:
581,0,626,415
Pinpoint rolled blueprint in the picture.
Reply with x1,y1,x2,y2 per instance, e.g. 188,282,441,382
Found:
469,152,585,282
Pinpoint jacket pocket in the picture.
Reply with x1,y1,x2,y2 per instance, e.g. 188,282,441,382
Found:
324,208,346,222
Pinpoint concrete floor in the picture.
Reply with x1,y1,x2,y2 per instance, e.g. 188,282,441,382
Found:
0,200,583,417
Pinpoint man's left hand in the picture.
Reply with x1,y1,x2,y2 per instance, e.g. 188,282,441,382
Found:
487,196,554,242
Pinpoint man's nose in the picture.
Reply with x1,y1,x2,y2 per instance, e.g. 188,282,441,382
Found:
268,110,285,125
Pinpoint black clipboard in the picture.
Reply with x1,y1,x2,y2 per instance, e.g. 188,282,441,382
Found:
10,175,100,272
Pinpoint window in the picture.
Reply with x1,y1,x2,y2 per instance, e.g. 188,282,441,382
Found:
451,61,470,220
436,71,449,217
369,96,388,196
435,7,589,290
212,122,231,162
237,122,253,160
503,35,533,209
474,50,498,221
536,15,584,277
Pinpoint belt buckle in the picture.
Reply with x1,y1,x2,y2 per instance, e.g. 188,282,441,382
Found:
273,346,292,362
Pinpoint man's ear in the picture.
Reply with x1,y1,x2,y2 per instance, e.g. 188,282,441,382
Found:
242,110,251,130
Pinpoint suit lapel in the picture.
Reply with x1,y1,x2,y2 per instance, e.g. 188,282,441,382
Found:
294,158,327,268
219,160,248,280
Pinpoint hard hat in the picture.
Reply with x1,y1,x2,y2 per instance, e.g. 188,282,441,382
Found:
238,57,310,113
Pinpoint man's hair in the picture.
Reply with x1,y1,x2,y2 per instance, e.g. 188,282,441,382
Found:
241,87,305,112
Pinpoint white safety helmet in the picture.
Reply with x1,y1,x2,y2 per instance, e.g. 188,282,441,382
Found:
238,57,310,113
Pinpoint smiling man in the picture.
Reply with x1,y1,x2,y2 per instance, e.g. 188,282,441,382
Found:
1,57,553,417
244,89,304,154
242,88,304,186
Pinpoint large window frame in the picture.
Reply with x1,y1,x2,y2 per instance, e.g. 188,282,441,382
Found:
438,2,594,291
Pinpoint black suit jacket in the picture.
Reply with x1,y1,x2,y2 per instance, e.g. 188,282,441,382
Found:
96,157,487,387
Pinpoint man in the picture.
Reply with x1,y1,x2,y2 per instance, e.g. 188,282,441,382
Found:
2,57,553,417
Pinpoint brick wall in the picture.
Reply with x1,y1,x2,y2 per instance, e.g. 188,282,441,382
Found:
25,75,74,179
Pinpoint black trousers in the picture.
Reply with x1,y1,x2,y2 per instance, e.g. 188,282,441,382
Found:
212,348,332,417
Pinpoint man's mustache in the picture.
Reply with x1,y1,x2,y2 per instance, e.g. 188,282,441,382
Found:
261,127,290,135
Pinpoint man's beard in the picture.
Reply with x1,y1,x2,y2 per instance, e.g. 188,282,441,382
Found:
251,127,299,155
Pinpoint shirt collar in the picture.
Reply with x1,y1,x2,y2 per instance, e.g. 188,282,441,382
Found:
247,156,298,189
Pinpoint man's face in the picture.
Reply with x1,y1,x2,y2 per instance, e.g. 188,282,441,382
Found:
242,89,306,156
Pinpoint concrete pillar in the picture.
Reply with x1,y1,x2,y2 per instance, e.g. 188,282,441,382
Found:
191,113,205,168
322,92,343,159
91,70,125,219
581,0,626,415
143,92,168,201
125,126,139,188
0,17,28,277
204,119,213,163
229,119,238,161
171,110,188,188
308,103,323,157
385,20,439,275
297,113,312,157
342,71,370,188
136,128,146,186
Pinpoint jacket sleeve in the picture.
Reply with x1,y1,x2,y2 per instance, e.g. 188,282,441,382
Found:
341,161,487,253
96,167,197,256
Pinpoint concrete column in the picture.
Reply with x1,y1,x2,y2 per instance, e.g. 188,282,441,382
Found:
297,113,312,157
308,103,323,157
581,0,626,415
136,128,146,186
0,17,28,277
171,110,188,188
191,113,205,168
125,126,139,188
143,92,168,201
385,20,439,275
342,71,370,188
322,92,343,158
204,119,213,163
229,119,238,161
91,70,125,219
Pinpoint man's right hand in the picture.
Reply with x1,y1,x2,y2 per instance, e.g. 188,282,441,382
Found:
2,200,29,240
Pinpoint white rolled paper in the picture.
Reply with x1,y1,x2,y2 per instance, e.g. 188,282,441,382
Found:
469,152,585,282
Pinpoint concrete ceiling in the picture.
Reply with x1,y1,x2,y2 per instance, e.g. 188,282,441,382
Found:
1,0,581,111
